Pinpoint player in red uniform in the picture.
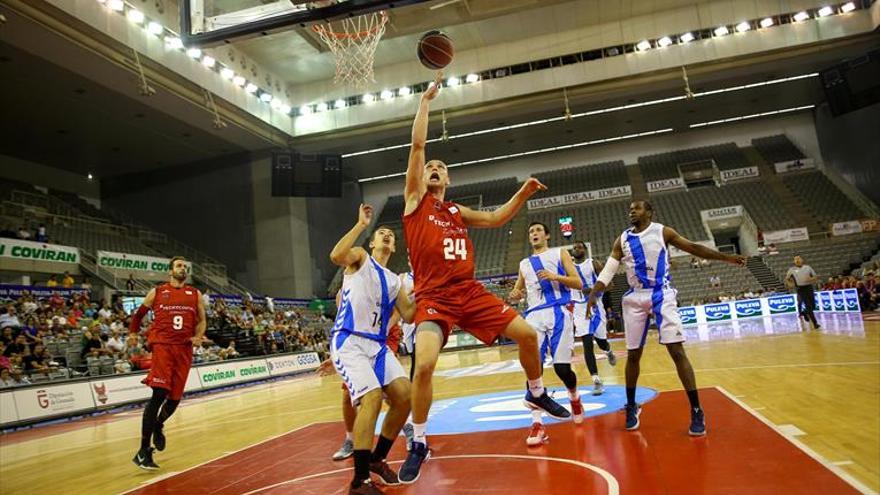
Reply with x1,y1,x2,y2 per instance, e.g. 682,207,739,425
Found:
398,73,570,484
130,256,206,470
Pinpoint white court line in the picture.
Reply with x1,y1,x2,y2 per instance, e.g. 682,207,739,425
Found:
834,461,857,467
117,421,326,495
238,454,620,495
715,386,877,495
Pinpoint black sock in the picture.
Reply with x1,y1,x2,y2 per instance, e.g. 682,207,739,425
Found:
687,389,701,410
626,387,636,406
581,336,598,375
140,388,168,451
352,450,371,487
553,363,578,390
595,338,610,352
371,435,394,462
157,399,180,425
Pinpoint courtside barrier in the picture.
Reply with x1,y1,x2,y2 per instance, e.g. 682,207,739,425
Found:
678,289,860,326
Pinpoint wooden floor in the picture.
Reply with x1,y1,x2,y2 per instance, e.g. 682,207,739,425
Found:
1,318,878,495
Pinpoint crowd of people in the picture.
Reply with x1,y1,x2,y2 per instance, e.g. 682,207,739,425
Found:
825,261,879,311
0,223,50,243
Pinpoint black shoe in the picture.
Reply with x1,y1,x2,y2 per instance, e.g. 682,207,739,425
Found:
133,447,160,471
523,389,571,420
153,423,166,452
399,441,430,484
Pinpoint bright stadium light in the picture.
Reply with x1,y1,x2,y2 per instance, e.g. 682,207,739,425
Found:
271,98,283,110
465,73,479,83
186,47,202,59
220,68,234,80
232,75,246,86
334,99,347,109
793,11,810,22
657,36,673,48
447,76,460,86
108,0,124,11
245,83,258,94
380,89,394,100
735,21,751,33
126,9,145,24
316,102,328,112
260,93,273,103
299,105,312,115
147,22,163,35
399,86,412,96
362,93,376,103
760,17,774,28
201,56,216,68
280,104,291,114
817,6,834,17
679,32,695,43
87,173,94,180
166,37,184,50
714,25,730,37
636,40,652,51
841,2,856,13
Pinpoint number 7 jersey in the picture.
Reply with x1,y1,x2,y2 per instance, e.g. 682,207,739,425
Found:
148,283,200,345
403,192,475,297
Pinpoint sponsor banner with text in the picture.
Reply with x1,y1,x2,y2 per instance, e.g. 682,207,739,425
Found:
646,177,686,193
266,352,321,376
831,221,862,236
773,158,815,174
198,359,271,389
90,373,152,408
0,238,79,264
0,284,89,299
763,227,809,245
526,185,631,210
97,251,193,273
12,382,95,421
700,205,743,221
675,293,857,326
0,391,17,424
720,166,759,183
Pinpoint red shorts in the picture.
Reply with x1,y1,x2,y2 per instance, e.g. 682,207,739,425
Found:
414,279,517,346
143,343,193,401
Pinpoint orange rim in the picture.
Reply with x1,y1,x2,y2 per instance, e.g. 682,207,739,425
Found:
312,11,388,40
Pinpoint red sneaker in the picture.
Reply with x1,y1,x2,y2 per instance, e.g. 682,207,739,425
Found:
526,422,549,447
570,396,584,424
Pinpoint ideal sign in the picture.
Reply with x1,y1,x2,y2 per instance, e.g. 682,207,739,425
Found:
720,166,759,183
646,177,686,193
527,186,631,210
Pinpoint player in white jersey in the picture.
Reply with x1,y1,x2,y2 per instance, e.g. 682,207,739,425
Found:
585,200,745,436
329,204,416,495
398,269,416,450
510,221,584,446
571,240,616,396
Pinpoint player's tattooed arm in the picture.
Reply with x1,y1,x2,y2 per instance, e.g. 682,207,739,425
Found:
330,204,371,271
664,226,746,266
405,72,443,214
460,178,547,228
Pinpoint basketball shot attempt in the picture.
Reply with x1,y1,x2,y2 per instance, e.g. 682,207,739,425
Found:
329,204,416,495
586,200,746,436
399,72,569,484
509,222,585,446
130,256,205,470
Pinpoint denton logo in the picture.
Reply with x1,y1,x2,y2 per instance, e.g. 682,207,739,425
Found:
678,307,697,325
768,295,796,314
704,303,731,321
734,299,762,318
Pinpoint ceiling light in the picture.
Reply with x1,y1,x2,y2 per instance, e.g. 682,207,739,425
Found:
127,9,145,24
447,76,460,86
735,21,751,33
299,105,312,115
679,32,695,43
334,99,347,109
108,0,124,11
87,173,93,180
465,73,479,83
166,37,183,50
759,17,774,28
220,68,234,79
280,104,291,114
363,93,375,103
260,93,273,103
657,36,673,48
636,40,652,51
271,99,283,110
841,2,856,13
201,56,216,68
380,89,394,100
316,102,328,112
714,25,730,37
399,86,412,96
96,0,106,4
147,22,163,35
186,47,202,59
817,6,834,17
232,75,246,86
793,11,809,22
245,83,258,94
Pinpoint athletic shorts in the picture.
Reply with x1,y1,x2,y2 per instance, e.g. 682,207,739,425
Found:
622,287,685,350
572,301,607,339
331,331,406,405
143,343,193,401
401,322,417,355
525,305,573,365
414,279,518,346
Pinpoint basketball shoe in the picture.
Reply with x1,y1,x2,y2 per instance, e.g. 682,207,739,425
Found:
591,379,605,396
349,479,384,495
689,408,706,436
523,388,571,420
153,422,166,451
369,460,400,485
132,447,159,471
624,403,641,431
399,441,430,484
606,349,617,366
526,422,549,446
333,438,354,461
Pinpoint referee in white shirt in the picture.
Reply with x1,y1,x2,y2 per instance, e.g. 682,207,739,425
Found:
785,255,821,330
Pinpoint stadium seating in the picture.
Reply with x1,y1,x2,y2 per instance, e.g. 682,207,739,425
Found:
781,171,864,227
763,234,880,285
668,259,763,306
638,142,748,181
751,135,805,164
530,161,627,198
525,197,632,258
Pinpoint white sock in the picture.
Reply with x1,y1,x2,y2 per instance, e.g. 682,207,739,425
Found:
412,422,427,445
527,377,544,396
345,431,352,441
568,388,579,401
592,374,601,384
531,409,543,424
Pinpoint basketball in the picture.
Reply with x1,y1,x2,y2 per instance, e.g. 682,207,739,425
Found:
417,30,454,70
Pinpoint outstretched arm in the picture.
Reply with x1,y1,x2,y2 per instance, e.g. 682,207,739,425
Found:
460,178,547,228
404,72,443,215
329,204,372,270
664,227,746,266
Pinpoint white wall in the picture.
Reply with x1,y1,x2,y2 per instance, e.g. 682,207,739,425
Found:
362,112,820,214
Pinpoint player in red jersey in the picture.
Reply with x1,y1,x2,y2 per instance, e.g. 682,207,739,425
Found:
398,73,570,484
130,256,206,471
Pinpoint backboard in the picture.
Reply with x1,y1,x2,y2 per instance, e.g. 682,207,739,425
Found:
181,0,431,47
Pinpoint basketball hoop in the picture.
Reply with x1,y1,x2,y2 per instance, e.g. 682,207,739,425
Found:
312,11,388,87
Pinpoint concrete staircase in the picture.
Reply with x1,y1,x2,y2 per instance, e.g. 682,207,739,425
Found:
742,147,823,234
503,210,530,273
746,256,785,292
626,164,648,198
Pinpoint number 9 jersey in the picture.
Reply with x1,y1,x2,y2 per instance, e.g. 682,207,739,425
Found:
403,193,475,298
148,283,200,345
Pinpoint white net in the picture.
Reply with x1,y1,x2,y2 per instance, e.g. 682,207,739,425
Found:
312,11,388,87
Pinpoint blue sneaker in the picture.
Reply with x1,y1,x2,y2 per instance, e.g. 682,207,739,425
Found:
624,403,641,431
399,441,430,484
689,408,706,436
523,389,571,420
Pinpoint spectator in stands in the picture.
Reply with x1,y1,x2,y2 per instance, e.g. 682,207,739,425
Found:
81,329,105,358
0,305,20,329
690,257,701,269
17,226,31,240
1,327,13,346
48,291,64,309
767,243,779,255
97,302,113,321
106,330,124,354
20,294,37,315
757,244,768,256
81,276,92,292
46,275,58,288
0,343,10,370
0,225,16,239
0,368,15,387
709,275,722,289
125,274,136,291
222,340,239,359
5,334,29,357
62,272,75,288
35,224,48,243
23,344,52,375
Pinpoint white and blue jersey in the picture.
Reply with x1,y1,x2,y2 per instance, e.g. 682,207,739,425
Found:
572,258,607,338
619,222,684,350
519,248,574,365
330,255,406,403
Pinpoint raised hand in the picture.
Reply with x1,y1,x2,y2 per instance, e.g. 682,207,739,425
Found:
508,287,524,303
422,71,444,101
521,177,548,197
358,204,374,228
727,254,747,267
315,358,336,377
